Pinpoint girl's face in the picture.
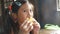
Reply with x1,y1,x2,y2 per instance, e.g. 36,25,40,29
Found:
17,3,34,24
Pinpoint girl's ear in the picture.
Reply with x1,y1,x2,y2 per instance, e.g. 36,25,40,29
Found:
12,13,18,22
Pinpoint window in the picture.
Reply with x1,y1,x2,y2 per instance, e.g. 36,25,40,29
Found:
56,0,60,11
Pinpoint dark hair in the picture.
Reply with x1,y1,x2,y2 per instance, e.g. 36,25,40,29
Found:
12,0,28,13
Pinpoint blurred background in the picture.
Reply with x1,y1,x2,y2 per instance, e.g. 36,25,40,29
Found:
0,0,60,34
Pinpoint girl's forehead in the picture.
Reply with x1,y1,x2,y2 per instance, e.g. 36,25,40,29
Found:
19,3,33,10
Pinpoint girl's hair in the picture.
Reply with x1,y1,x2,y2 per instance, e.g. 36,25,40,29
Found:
12,0,28,13
11,0,34,14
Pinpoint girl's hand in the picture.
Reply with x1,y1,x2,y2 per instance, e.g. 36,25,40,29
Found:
19,19,33,34
31,18,40,34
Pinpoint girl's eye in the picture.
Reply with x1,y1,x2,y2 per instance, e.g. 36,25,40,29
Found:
30,9,32,12
23,10,26,12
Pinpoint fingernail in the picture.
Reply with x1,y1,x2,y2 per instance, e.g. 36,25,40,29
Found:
30,23,32,26
23,26,27,29
31,26,33,29
28,21,29,23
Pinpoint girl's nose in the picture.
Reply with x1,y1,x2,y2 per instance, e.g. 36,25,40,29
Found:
27,11,31,18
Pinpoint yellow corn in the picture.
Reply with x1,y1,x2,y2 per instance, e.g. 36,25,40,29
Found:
27,17,34,24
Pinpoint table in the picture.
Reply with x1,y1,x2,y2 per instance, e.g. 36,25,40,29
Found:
40,29,60,34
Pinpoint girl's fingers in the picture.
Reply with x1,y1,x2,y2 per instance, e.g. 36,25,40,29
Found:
20,19,28,28
20,19,33,32
23,21,30,29
32,18,40,29
23,22,33,32
28,23,33,31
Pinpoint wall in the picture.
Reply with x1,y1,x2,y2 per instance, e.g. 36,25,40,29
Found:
38,0,60,28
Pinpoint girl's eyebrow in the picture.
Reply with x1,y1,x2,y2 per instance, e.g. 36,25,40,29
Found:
23,8,32,11
23,6,32,10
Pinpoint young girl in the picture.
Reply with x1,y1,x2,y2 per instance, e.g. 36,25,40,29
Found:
6,0,40,34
